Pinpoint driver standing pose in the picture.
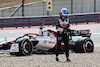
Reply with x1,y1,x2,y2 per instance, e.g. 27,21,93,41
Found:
55,8,71,62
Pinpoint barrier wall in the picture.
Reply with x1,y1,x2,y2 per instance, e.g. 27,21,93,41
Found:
0,16,58,28
0,13,100,28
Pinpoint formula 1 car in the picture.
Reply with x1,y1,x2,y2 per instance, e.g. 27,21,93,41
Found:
0,27,94,56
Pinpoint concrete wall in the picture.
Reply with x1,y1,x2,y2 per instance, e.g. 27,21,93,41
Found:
24,2,47,16
0,10,2,17
51,0,71,15
73,0,94,13
0,6,22,17
0,0,100,17
96,0,100,12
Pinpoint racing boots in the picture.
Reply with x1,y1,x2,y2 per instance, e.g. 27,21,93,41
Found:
55,56,59,61
66,57,71,62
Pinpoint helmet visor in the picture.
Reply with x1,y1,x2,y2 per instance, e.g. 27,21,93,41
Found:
62,14,69,17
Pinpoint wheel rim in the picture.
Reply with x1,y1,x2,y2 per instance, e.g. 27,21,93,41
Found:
84,41,93,52
23,41,32,54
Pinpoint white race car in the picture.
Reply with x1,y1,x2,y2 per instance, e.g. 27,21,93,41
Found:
0,27,94,56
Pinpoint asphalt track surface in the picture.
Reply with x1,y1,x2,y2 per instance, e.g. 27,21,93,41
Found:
0,23,100,47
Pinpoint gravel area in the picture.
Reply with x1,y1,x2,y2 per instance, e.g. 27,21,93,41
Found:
0,47,100,67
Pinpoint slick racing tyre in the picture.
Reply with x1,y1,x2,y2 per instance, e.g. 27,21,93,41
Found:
74,37,94,53
16,39,33,56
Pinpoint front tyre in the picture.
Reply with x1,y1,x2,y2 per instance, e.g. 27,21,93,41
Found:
16,39,33,56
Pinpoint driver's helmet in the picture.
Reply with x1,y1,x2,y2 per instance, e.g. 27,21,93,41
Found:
60,8,69,20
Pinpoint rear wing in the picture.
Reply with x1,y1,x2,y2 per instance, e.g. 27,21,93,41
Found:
70,30,91,37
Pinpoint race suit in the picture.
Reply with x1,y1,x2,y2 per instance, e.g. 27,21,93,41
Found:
56,18,70,57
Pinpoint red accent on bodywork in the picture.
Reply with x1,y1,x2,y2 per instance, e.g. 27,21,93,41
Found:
60,44,65,50
13,45,16,47
87,30,90,33
47,30,57,37
29,36,33,39
44,40,47,44
48,41,55,44
23,33,44,37
53,42,65,51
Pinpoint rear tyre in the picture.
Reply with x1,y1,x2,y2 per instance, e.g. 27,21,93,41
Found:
15,39,33,56
74,38,94,53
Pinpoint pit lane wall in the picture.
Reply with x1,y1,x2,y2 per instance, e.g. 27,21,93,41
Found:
0,12,100,28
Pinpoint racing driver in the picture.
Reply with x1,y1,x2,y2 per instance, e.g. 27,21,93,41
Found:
55,8,71,62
